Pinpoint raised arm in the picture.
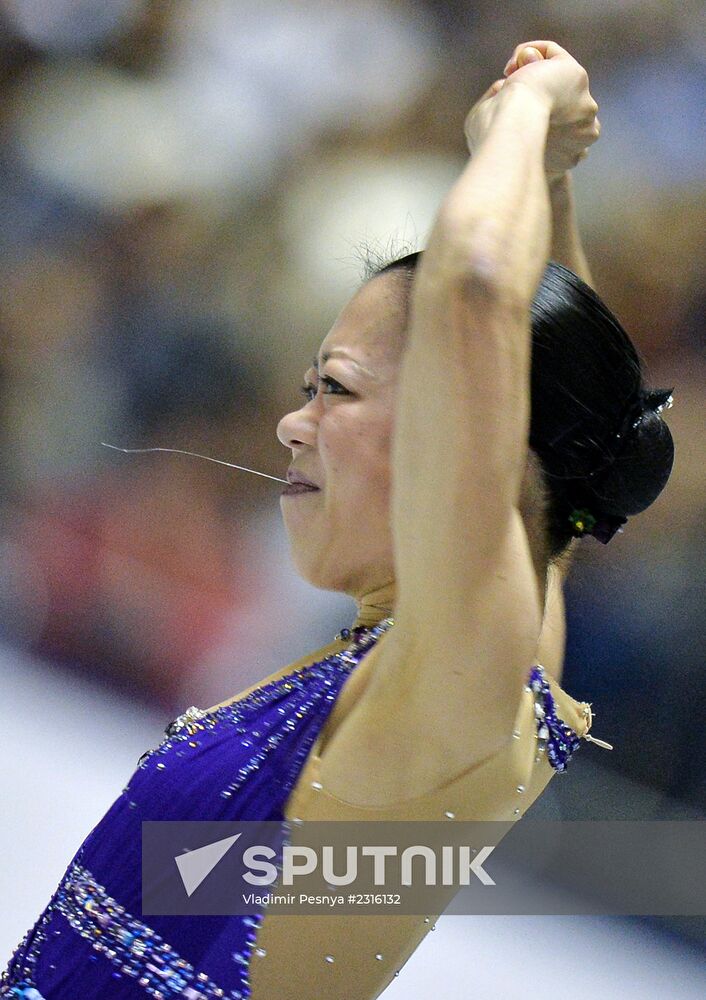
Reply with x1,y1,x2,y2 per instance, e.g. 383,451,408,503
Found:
380,45,600,772
548,172,594,287
477,46,597,289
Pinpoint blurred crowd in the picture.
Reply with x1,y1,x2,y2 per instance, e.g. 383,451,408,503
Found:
0,0,703,814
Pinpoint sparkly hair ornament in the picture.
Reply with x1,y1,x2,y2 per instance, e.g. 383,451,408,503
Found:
566,388,674,544
567,506,626,544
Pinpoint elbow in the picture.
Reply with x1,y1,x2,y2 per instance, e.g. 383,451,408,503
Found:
427,207,526,310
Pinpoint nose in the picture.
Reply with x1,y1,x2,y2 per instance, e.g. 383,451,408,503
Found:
276,399,317,451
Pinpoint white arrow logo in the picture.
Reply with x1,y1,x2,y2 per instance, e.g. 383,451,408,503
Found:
175,833,242,897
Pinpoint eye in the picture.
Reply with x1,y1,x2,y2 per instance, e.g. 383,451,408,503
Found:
299,375,350,402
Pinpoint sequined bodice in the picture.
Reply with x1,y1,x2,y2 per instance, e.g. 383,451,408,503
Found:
1,620,397,999
1,617,597,1000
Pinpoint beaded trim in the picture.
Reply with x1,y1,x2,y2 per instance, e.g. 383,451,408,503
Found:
56,861,238,999
135,617,395,779
0,861,246,1000
527,664,582,772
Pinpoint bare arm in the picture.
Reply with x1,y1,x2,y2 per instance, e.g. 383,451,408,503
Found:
383,47,599,768
478,45,597,289
385,82,552,771
549,172,594,287
534,539,578,682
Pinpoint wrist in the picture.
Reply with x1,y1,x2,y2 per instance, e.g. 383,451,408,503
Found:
547,171,571,193
502,76,553,117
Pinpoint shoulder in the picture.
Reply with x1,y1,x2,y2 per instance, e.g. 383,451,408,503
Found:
201,636,348,715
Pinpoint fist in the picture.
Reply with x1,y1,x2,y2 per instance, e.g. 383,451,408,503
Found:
465,41,601,181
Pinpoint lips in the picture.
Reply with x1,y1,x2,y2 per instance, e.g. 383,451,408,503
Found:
282,482,319,495
286,468,320,489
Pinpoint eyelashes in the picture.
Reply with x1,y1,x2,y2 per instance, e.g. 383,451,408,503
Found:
299,375,350,402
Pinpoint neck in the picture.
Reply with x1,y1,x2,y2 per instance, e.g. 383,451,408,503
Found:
352,579,396,629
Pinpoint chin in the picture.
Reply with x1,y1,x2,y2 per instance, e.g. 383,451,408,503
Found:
287,546,325,589
292,554,349,594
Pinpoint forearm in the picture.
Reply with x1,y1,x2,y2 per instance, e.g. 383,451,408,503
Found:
392,82,555,630
548,172,594,287
397,81,553,544
433,80,553,308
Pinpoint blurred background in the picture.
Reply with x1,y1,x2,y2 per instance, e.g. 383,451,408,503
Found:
0,0,703,994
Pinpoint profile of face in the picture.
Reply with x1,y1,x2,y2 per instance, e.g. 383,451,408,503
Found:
276,272,406,600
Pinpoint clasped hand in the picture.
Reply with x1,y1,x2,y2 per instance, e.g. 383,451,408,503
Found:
464,40,601,183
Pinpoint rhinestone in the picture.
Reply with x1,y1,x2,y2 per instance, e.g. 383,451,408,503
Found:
375,953,384,961
444,810,455,819
535,755,541,763
423,917,430,923
394,971,400,977
516,785,525,793
255,947,267,957
325,954,335,963
514,808,521,815
430,924,436,931
512,729,521,739
311,780,323,790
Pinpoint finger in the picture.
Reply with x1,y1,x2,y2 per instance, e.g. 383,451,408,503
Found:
478,78,506,102
517,46,543,68
504,39,569,74
571,116,601,139
575,116,601,142
513,40,571,60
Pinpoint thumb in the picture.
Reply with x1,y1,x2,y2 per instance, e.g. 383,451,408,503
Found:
517,46,543,67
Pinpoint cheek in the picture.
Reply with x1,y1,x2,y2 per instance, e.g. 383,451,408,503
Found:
319,402,395,492
347,432,393,500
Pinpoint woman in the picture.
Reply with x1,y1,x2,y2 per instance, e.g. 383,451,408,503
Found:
2,40,674,1000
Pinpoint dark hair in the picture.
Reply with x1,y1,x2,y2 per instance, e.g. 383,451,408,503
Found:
370,252,675,561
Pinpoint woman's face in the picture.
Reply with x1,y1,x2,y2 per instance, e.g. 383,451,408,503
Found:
276,272,406,599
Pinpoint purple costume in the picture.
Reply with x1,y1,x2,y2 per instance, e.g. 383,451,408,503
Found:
1,618,582,999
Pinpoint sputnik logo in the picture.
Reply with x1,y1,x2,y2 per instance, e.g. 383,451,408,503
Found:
175,833,243,897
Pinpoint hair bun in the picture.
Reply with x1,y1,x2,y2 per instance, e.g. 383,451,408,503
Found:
582,386,675,519
642,387,674,416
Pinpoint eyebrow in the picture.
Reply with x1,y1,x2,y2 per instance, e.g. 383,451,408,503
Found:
312,352,335,369
311,350,376,378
